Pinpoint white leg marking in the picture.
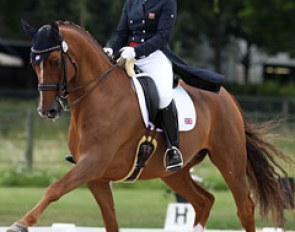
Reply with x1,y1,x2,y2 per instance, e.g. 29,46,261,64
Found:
193,223,204,232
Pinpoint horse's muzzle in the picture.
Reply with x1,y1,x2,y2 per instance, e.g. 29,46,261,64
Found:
37,103,61,119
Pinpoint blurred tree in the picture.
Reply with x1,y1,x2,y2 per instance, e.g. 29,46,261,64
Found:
173,0,230,72
240,0,295,56
0,0,121,43
1,0,294,79
0,0,33,37
172,1,214,66
174,0,295,79
0,0,78,38
75,0,88,27
85,0,123,44
224,0,295,82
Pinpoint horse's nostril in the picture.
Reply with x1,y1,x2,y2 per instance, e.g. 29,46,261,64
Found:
49,109,57,114
48,109,58,118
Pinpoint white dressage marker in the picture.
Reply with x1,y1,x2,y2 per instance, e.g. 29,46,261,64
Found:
164,203,195,231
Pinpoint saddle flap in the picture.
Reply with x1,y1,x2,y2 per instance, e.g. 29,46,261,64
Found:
136,75,159,124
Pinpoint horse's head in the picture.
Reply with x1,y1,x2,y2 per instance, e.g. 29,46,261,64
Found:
22,20,76,119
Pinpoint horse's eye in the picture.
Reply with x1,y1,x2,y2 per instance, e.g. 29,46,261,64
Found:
50,59,61,68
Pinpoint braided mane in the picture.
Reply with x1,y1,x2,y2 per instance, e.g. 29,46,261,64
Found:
57,20,103,50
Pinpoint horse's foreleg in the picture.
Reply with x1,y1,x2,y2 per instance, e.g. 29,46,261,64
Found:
87,180,119,232
162,167,214,232
7,158,102,232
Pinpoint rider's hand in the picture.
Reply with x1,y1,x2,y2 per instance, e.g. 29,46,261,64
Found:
120,47,136,60
103,47,113,58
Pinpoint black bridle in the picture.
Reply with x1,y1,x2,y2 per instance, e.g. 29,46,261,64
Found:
34,41,118,111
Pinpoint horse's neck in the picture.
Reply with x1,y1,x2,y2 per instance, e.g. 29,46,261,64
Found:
68,48,134,127
71,44,111,87
63,27,120,110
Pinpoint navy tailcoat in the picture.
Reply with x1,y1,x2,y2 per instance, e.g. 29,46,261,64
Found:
107,0,223,92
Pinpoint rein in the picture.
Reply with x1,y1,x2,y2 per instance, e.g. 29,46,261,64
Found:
37,45,118,111
66,63,118,109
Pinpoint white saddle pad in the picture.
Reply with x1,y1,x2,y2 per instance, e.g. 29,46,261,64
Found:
131,75,196,132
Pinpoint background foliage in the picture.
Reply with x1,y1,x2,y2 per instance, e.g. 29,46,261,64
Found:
1,0,295,72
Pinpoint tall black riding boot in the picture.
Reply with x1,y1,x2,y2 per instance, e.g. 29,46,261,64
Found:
160,100,183,171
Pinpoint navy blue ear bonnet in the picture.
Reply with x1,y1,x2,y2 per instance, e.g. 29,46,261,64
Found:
31,24,61,64
22,20,68,65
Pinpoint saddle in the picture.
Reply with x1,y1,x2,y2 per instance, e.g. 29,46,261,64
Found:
123,58,197,131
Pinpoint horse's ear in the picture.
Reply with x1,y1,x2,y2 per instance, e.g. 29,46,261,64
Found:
21,19,37,38
50,21,61,41
50,21,59,33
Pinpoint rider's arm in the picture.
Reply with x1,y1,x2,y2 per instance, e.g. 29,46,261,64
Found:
107,1,129,55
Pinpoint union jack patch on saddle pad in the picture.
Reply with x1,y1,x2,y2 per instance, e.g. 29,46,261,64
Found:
184,118,193,125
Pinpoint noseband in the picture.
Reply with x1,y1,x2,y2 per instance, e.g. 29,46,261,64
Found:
35,41,117,111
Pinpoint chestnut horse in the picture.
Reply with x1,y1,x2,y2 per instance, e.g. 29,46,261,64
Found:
7,21,292,232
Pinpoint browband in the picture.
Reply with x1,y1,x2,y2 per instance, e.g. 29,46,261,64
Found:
31,45,61,54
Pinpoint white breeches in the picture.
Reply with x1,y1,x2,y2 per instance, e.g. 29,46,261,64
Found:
135,50,173,109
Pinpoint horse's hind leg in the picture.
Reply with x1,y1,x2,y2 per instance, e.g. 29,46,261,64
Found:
87,180,119,232
208,145,255,232
162,167,215,232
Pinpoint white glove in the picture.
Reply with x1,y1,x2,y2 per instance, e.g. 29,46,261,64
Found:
103,47,113,58
120,47,136,60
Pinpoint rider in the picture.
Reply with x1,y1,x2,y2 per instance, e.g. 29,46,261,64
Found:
103,0,183,171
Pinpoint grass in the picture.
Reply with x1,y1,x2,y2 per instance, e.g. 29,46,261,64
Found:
0,187,294,229
0,186,172,228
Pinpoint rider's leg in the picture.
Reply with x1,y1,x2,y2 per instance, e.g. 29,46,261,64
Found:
135,50,183,171
159,99,183,171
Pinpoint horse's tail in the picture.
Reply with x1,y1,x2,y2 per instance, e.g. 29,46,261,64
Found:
245,121,294,227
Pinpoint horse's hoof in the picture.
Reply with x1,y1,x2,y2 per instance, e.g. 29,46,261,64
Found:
6,223,28,232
